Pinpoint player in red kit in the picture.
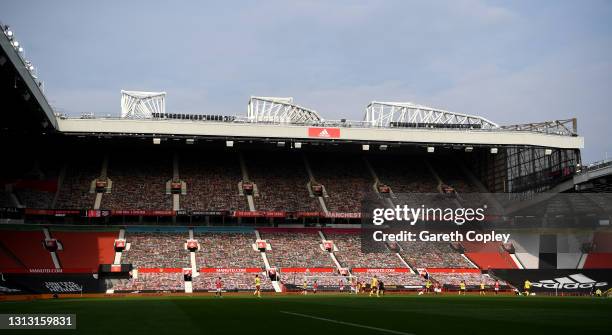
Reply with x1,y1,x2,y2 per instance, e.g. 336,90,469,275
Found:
313,280,318,294
494,280,500,295
215,276,223,298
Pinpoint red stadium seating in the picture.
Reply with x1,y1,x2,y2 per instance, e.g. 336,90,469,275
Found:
462,241,517,269
0,230,54,268
51,231,117,270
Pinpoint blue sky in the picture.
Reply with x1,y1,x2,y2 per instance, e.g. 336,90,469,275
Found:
2,0,611,162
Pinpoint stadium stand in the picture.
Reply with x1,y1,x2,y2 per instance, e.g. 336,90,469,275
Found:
0,229,54,268
246,152,319,212
113,272,185,292
101,152,172,210
430,157,481,193
399,241,475,268
195,232,262,268
309,153,371,212
281,272,343,288
325,231,406,268
55,158,100,209
432,272,500,286
357,272,425,287
584,232,612,268
179,151,247,211
121,233,190,268
193,273,273,291
0,246,25,270
369,155,438,194
462,241,517,269
261,231,334,268
51,230,116,270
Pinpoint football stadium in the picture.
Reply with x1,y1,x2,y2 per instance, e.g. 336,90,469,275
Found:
1,4,612,335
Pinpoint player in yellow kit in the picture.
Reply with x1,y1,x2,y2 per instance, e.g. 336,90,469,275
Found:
369,276,379,297
524,279,531,296
459,280,466,295
254,274,261,297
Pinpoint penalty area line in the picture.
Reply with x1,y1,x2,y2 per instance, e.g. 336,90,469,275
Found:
279,311,414,335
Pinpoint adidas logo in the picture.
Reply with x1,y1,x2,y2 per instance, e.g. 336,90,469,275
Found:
531,273,608,290
318,129,330,137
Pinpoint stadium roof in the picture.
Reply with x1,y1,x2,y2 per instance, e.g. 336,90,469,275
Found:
56,117,583,149
0,24,57,132
0,25,583,150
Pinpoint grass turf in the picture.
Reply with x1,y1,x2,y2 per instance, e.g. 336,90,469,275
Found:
1,294,611,335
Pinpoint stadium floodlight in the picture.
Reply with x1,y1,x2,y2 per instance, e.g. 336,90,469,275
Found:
465,146,473,152
153,138,161,145
277,141,285,147
364,101,499,129
379,145,388,151
490,147,498,154
545,148,553,155
11,40,19,48
121,90,166,119
226,140,234,147
5,29,13,38
362,144,370,151
247,96,322,124
294,142,302,149
186,139,195,145
427,146,435,153
17,46,23,53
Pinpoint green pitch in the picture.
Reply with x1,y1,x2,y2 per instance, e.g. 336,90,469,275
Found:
1,295,611,334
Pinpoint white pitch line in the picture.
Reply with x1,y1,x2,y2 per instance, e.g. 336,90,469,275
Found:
280,311,414,335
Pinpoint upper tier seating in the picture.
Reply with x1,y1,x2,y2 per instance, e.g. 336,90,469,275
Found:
247,152,319,212
180,151,247,211
55,158,100,209
309,153,371,212
101,153,172,210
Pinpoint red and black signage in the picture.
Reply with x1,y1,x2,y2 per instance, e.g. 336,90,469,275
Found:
0,273,106,294
232,211,286,218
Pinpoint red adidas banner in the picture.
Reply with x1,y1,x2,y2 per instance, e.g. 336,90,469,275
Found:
280,268,335,273
199,268,262,273
308,127,340,139
351,268,410,273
